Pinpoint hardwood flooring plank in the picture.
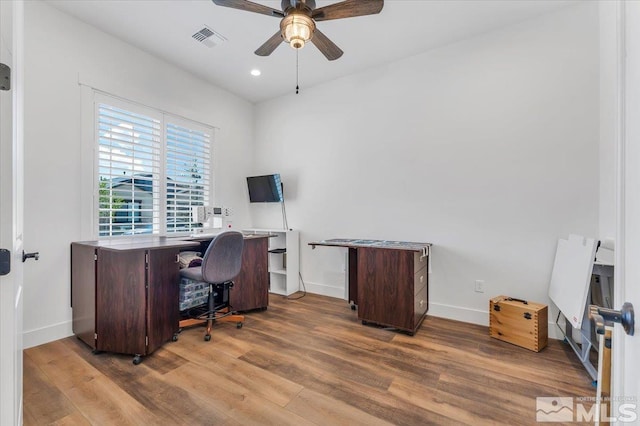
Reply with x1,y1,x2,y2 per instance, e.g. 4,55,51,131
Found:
177,320,255,358
27,339,170,425
131,367,236,425
390,332,594,393
164,363,313,426
237,326,394,391
47,412,92,426
165,329,304,408
23,353,82,425
24,293,596,425
61,375,164,426
252,298,395,343
274,324,444,391
64,338,235,424
285,388,395,426
239,344,451,425
388,377,500,426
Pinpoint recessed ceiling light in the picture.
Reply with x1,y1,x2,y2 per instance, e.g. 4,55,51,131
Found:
250,69,261,77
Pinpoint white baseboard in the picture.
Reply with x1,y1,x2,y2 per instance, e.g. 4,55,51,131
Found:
429,302,488,326
23,320,73,349
547,321,564,340
302,280,346,300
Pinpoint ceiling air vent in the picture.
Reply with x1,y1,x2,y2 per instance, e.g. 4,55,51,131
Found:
192,26,227,48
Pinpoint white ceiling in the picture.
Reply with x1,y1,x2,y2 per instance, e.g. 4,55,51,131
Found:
46,0,580,103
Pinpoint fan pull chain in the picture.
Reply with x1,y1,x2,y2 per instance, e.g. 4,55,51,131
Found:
296,48,299,95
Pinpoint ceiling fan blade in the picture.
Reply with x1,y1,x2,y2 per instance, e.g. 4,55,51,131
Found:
255,31,284,56
211,0,284,17
310,29,343,61
312,0,383,21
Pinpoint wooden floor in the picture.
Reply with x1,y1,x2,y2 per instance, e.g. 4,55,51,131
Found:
24,293,596,425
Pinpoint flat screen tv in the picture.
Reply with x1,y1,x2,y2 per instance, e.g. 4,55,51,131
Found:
246,174,284,203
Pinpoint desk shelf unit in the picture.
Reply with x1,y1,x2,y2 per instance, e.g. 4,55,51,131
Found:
244,228,299,296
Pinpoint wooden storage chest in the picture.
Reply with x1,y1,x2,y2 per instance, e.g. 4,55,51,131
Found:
489,295,548,352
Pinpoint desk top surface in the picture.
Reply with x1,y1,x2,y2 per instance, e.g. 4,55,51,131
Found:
188,233,273,242
72,237,200,251
73,233,272,251
309,238,431,252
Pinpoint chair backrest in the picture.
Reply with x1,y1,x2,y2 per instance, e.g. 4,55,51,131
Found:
200,231,244,284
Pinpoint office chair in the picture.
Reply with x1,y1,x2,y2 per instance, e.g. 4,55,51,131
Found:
180,230,245,341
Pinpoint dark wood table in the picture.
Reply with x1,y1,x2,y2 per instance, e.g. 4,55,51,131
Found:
71,238,200,364
309,238,431,335
71,234,272,364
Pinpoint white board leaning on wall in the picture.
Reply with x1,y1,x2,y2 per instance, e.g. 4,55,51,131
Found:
548,234,598,329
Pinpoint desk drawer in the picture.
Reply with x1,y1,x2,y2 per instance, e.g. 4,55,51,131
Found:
414,283,428,324
414,252,428,273
414,269,427,295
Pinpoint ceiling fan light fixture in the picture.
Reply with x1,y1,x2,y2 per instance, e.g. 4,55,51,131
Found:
280,12,315,50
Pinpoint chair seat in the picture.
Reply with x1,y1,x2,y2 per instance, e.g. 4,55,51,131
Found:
180,266,203,282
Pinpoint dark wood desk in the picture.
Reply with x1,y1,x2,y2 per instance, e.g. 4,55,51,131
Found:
71,234,271,364
71,238,200,364
188,234,270,312
309,239,431,335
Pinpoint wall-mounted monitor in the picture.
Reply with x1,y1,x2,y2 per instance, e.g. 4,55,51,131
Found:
246,174,284,203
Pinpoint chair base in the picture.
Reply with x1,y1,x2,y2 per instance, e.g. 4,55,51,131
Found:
178,307,244,341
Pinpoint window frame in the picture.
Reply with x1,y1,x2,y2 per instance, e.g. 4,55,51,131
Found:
93,92,215,239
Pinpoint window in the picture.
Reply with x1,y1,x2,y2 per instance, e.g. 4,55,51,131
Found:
96,95,213,237
165,122,211,233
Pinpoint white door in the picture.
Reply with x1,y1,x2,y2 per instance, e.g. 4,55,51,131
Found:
0,1,24,425
613,0,640,421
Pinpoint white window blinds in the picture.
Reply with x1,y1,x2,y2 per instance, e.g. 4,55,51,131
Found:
98,104,161,237
165,121,211,234
95,94,213,237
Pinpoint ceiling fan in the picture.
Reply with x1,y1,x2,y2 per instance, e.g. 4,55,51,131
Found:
211,0,384,61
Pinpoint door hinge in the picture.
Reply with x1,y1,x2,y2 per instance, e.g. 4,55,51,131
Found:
0,63,10,91
145,336,149,347
94,253,98,261
0,249,10,276
94,333,98,340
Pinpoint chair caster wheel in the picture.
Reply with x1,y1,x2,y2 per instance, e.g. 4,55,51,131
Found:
362,320,369,326
350,304,356,311
237,322,243,329
204,334,211,341
172,334,178,342
133,355,142,365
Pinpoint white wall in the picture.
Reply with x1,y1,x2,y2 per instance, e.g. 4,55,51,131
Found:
598,1,618,245
253,3,600,326
22,0,255,347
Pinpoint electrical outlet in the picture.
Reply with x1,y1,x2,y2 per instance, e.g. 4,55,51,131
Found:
475,280,485,293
